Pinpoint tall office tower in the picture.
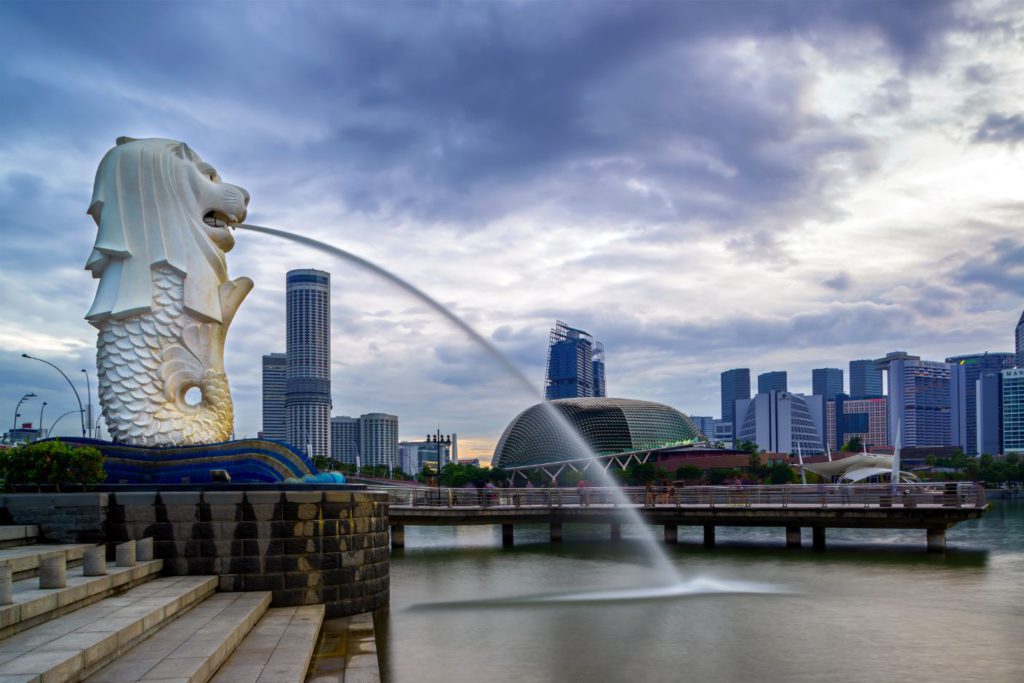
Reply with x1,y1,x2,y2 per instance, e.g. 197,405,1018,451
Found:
359,413,398,469
689,416,716,440
886,359,951,447
592,342,607,398
330,416,360,465
812,368,844,402
946,353,1014,454
735,391,825,454
285,269,331,458
758,371,788,394
545,320,603,400
849,359,884,399
1001,368,1024,453
261,353,287,441
1016,311,1024,368
720,368,751,436
825,396,888,451
976,371,1003,456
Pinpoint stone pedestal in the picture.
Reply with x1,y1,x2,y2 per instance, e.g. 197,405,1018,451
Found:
83,546,107,576
0,566,12,605
136,537,154,562
39,555,67,589
116,540,137,567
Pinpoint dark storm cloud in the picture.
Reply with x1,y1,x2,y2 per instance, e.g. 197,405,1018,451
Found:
954,238,1024,295
823,272,852,291
972,113,1024,146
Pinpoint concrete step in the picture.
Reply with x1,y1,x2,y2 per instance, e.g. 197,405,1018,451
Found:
211,605,324,683
0,527,39,550
0,560,164,639
86,591,272,683
0,575,217,683
0,544,93,581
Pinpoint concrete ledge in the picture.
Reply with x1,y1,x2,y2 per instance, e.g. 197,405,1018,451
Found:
0,526,39,546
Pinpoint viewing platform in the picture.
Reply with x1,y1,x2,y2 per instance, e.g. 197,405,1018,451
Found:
387,482,988,552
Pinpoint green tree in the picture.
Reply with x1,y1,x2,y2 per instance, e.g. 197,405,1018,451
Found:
735,440,759,455
840,436,863,453
674,464,702,481
768,462,797,484
0,440,106,491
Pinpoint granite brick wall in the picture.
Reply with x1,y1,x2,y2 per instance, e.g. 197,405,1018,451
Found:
0,493,108,544
1,490,390,617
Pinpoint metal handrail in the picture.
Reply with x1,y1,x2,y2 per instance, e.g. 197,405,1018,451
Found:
385,482,987,510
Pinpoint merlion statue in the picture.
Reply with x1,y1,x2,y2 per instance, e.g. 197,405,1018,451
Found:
85,137,253,446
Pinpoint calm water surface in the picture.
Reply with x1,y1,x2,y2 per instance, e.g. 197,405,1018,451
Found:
379,500,1023,683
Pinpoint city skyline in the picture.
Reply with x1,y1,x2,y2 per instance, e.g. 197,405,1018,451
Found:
1,2,1023,461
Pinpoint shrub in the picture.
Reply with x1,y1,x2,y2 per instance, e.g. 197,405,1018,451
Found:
0,440,106,491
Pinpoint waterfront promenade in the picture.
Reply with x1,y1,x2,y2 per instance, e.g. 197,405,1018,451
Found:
387,482,987,552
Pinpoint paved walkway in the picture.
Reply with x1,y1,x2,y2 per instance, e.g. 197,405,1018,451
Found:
212,605,323,683
305,613,379,683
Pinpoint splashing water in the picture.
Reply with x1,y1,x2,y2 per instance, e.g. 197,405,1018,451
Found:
237,223,780,598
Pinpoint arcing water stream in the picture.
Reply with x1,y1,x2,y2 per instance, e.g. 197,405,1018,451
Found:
238,223,777,598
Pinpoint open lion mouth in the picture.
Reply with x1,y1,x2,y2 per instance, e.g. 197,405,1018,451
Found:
203,210,238,229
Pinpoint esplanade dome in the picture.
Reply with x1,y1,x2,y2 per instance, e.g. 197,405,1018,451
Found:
492,397,703,468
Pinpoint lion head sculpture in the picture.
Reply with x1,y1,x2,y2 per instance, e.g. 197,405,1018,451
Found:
84,137,250,324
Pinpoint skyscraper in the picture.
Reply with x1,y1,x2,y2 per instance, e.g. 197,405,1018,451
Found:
849,359,883,399
825,396,887,451
735,391,825,454
976,371,1003,456
1001,368,1024,453
946,352,1015,455
359,413,398,469
330,416,360,465
1016,311,1024,368
720,368,750,437
758,371,788,394
545,320,604,400
812,368,844,402
887,358,951,447
286,269,331,458
261,353,287,441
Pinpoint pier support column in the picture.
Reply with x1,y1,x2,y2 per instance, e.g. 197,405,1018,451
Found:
550,522,563,543
391,524,405,549
786,526,801,549
812,526,826,551
927,527,946,553
502,524,514,548
610,523,622,542
664,524,678,544
703,525,715,548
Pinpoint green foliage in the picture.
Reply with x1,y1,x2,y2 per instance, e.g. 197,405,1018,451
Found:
735,440,759,454
768,462,797,484
674,464,703,481
840,436,863,453
437,462,508,487
0,440,106,491
706,467,740,485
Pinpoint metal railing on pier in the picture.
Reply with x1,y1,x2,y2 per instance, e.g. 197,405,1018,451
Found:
385,482,987,510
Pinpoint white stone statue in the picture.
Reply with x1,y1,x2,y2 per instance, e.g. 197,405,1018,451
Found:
85,137,252,446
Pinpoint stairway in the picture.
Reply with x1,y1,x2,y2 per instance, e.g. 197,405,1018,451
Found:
0,532,325,682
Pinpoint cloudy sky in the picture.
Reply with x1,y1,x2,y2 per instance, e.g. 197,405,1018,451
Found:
1,1,1022,461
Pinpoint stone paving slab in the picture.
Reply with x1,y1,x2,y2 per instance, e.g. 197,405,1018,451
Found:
0,544,92,579
0,575,216,683
88,591,272,683
0,561,164,638
305,613,379,683
211,604,324,683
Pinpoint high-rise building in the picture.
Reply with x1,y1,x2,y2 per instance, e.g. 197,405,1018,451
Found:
330,416,360,465
545,320,606,400
720,368,750,434
735,391,824,454
689,416,716,440
812,368,844,402
359,413,398,469
886,358,951,447
1001,368,1024,453
977,371,1003,456
592,342,607,398
758,371,788,394
946,352,1015,455
286,269,331,458
1016,312,1024,368
261,353,287,441
825,395,887,451
849,359,884,399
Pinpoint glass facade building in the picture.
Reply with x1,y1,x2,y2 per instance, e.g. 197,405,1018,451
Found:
758,371,788,394
825,396,888,451
887,359,951,447
1016,312,1024,368
947,352,1015,455
261,352,287,441
849,359,884,399
977,371,1003,456
285,269,331,458
358,413,398,469
1001,369,1024,453
812,368,844,403
493,398,702,468
736,392,824,455
720,368,750,431
544,321,606,400
330,416,360,466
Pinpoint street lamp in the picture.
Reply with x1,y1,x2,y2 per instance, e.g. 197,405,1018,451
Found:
38,402,47,441
22,354,85,437
49,409,84,436
81,369,93,439
12,392,36,430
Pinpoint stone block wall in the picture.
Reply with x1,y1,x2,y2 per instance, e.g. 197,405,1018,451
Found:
0,489,389,617
0,493,108,544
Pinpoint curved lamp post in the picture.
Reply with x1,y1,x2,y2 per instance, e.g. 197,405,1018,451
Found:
49,409,84,436
81,369,93,439
38,401,47,441
12,392,36,429
22,354,85,438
